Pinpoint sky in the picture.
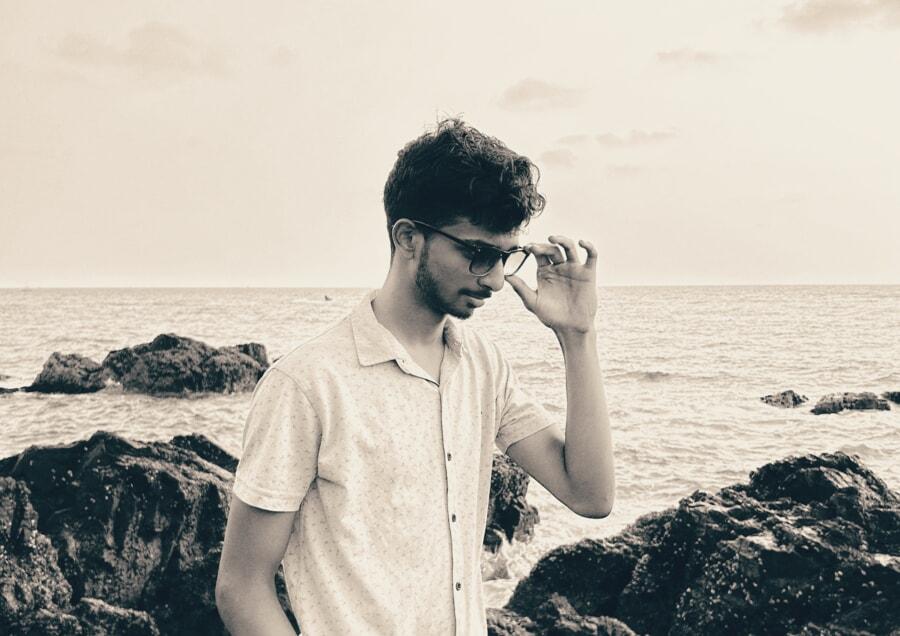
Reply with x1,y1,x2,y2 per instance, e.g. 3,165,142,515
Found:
1,0,898,287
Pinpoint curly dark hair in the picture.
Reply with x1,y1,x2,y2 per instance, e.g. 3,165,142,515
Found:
383,118,545,251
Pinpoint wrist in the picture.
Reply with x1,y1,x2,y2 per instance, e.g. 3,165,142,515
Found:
554,326,597,349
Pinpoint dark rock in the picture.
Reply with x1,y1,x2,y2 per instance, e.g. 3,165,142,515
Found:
883,391,900,405
811,392,890,415
0,431,297,635
23,352,109,394
220,343,268,370
503,452,900,635
760,390,808,408
102,333,268,395
73,597,160,635
488,608,538,635
482,532,512,581
0,476,74,634
171,433,239,472
0,430,537,634
0,387,19,395
533,594,636,635
486,453,540,551
488,596,636,636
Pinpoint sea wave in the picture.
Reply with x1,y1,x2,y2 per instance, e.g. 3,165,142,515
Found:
608,370,674,382
605,370,739,383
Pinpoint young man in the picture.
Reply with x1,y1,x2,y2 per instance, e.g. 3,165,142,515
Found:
216,119,614,635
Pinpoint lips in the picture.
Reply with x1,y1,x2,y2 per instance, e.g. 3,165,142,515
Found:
461,292,489,308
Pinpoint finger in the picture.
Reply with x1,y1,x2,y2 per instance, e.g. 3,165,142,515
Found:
579,239,598,269
528,243,565,266
549,235,580,263
504,274,537,309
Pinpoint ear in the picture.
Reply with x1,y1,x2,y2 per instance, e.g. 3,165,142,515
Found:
391,219,421,259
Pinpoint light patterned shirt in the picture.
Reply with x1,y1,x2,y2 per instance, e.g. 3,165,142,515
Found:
232,290,552,635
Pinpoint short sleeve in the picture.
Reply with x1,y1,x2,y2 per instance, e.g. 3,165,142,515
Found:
233,367,321,512
494,358,554,454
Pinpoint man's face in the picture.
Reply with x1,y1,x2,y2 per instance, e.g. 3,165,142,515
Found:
413,219,521,320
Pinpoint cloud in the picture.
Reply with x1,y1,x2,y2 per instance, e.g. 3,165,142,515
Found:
656,48,719,65
594,129,676,147
56,22,229,77
498,79,584,111
780,0,900,31
538,148,577,168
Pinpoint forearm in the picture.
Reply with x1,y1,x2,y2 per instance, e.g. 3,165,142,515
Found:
217,577,297,636
557,327,615,514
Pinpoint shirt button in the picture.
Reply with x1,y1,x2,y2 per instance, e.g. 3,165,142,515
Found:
455,582,462,591
451,513,457,522
446,452,452,461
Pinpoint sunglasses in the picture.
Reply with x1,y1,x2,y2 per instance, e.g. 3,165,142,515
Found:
410,220,529,277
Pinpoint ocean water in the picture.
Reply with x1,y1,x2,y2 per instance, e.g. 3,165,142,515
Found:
1,285,898,607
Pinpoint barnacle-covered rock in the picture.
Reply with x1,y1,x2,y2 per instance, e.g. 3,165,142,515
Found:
496,452,900,635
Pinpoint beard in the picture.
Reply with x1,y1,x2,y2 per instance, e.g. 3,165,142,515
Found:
414,241,472,320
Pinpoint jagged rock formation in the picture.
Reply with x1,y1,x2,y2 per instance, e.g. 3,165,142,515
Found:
101,334,268,395
20,334,269,395
0,431,295,635
21,352,109,394
0,431,539,634
486,453,541,549
490,452,900,635
811,392,891,415
760,390,808,408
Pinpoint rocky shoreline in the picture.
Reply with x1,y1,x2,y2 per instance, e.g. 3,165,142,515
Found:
1,432,897,634
1,334,269,396
2,337,898,417
488,451,900,635
0,431,538,635
761,389,897,415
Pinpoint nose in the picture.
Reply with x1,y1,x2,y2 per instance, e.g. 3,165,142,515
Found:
476,259,506,292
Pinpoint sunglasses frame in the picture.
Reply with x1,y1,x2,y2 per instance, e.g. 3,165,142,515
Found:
408,220,529,277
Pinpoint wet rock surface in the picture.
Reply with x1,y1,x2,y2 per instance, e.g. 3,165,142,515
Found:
486,453,541,550
811,392,891,415
494,452,900,636
0,431,298,635
22,352,109,394
0,431,539,634
760,389,808,408
101,334,269,395
16,334,269,396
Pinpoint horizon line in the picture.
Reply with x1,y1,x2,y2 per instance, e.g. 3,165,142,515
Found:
1,283,898,290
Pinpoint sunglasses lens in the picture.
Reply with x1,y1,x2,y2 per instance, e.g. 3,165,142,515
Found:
503,251,528,276
469,249,528,276
469,251,499,276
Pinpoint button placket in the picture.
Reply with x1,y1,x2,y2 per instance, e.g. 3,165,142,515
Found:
436,343,465,634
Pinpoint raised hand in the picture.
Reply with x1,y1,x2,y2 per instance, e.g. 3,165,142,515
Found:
505,235,598,335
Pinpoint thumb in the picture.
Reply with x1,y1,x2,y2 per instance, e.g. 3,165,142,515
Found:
505,274,537,310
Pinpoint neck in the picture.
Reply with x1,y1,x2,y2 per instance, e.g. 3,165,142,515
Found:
371,266,447,350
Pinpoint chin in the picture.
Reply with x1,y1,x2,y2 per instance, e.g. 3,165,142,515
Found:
447,305,475,320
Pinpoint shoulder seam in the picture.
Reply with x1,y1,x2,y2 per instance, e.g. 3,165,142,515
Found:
268,366,314,403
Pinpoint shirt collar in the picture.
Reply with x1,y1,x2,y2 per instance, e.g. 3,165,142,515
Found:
351,290,464,367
